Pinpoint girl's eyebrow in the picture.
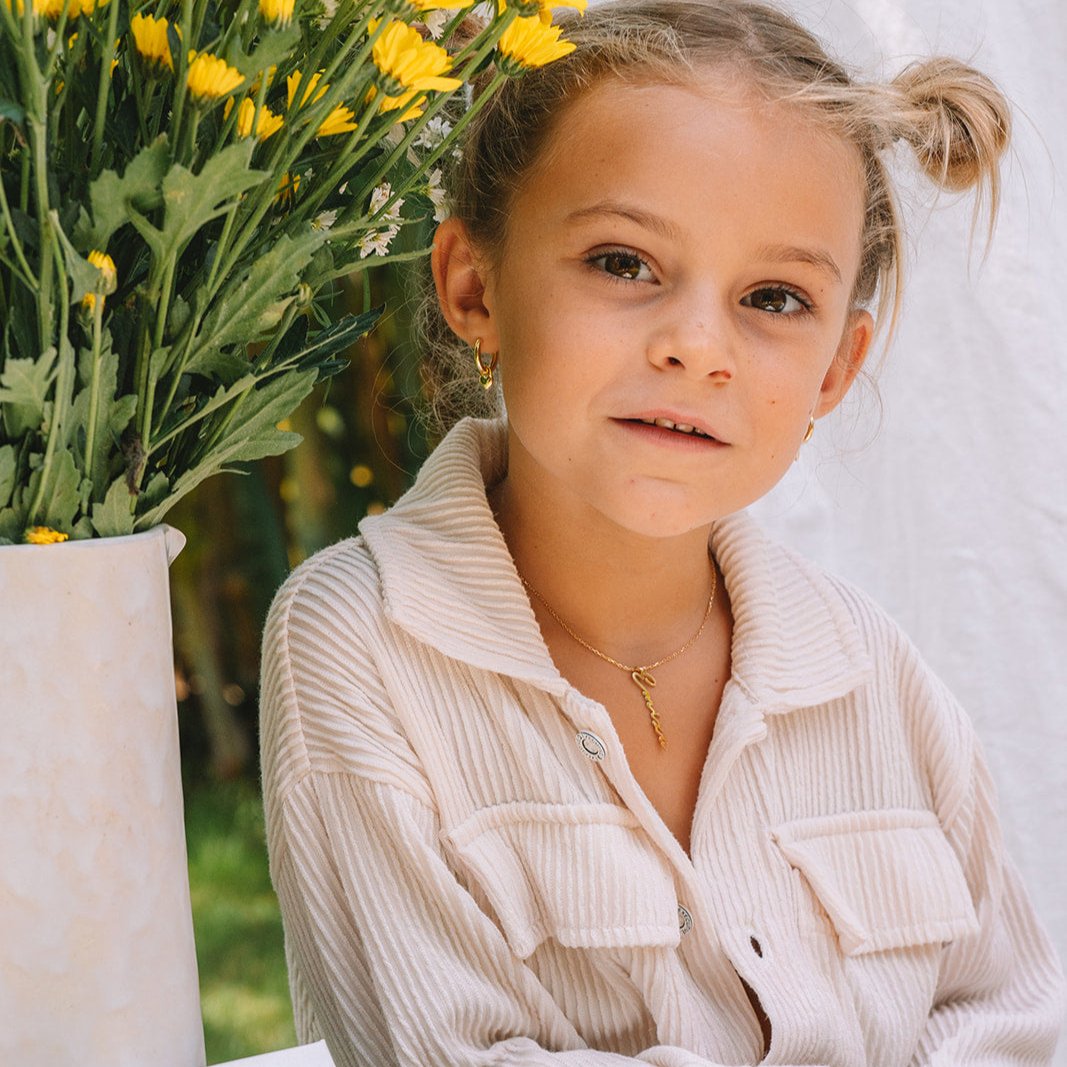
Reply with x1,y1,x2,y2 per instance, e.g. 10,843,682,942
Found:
755,243,843,284
564,200,681,241
564,204,843,283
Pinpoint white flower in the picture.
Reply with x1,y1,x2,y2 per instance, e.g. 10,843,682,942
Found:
426,168,449,222
414,116,453,152
369,183,405,227
421,10,450,39
313,209,338,233
357,225,400,259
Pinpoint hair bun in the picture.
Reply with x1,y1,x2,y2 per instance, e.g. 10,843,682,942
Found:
891,57,1011,193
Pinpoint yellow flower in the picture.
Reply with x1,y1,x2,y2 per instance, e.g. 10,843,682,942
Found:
24,526,69,544
82,249,117,312
187,51,245,102
130,14,175,71
316,103,359,137
258,0,294,26
287,70,358,138
370,19,462,98
12,0,106,19
70,0,111,14
364,84,427,123
287,69,326,109
275,172,300,205
496,13,575,72
226,97,284,141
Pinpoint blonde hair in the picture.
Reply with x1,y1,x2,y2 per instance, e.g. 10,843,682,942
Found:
417,0,1011,435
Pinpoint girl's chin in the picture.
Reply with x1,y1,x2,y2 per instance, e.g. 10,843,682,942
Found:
589,495,732,541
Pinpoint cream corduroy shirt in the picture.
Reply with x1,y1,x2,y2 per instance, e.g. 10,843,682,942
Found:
260,418,1064,1067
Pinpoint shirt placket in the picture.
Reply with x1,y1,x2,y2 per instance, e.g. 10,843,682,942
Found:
554,682,773,1062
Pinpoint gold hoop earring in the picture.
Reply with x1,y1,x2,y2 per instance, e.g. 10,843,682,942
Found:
802,414,815,444
473,337,498,390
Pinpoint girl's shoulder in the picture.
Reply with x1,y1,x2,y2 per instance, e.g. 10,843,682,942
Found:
265,533,386,642
772,535,979,770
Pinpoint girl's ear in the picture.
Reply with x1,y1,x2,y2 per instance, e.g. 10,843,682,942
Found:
431,218,499,352
816,308,874,416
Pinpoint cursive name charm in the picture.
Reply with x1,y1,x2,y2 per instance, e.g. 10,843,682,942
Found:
631,669,667,749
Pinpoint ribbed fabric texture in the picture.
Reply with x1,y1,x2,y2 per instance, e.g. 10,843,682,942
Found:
259,417,1065,1067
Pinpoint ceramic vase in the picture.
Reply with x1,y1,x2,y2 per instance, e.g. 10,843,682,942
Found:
0,525,205,1066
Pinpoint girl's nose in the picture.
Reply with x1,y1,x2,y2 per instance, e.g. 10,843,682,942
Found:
647,295,736,381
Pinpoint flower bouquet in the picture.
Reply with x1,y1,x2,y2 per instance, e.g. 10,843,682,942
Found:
0,0,580,544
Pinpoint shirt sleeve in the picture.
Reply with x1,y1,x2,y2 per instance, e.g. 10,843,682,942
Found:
911,703,1065,1062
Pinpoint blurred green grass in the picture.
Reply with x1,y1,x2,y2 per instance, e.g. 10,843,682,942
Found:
185,778,296,1064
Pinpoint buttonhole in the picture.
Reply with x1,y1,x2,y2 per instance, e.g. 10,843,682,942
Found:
749,935,763,958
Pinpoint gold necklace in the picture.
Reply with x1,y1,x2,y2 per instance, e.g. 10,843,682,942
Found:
519,562,717,750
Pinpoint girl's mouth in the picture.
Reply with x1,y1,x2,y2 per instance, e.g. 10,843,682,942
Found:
631,416,715,440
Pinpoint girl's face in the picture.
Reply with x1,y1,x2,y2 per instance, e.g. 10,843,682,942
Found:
440,75,873,538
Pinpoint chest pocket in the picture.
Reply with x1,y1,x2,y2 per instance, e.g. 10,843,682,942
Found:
443,802,680,959
771,808,980,956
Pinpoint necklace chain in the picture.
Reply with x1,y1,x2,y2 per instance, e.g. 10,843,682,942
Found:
519,561,718,750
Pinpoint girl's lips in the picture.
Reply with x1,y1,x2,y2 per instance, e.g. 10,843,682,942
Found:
612,418,728,450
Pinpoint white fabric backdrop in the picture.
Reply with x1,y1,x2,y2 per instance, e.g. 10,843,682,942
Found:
749,1,1066,1054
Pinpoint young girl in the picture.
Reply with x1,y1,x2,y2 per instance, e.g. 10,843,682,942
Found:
259,1,1065,1063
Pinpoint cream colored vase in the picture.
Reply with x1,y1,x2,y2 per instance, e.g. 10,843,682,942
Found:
0,525,206,1067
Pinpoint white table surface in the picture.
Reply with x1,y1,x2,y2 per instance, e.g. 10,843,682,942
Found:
214,1040,335,1067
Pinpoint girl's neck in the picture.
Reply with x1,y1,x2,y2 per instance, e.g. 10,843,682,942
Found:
488,460,719,670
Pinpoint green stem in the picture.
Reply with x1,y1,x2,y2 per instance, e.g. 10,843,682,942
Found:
132,67,152,144
90,0,124,175
322,242,433,281
43,0,75,81
30,117,53,354
350,68,508,227
168,0,194,155
27,232,72,525
141,253,178,433
0,174,38,292
212,16,383,289
83,296,106,489
284,90,383,227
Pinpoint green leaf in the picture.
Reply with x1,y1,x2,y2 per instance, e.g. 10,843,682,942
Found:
76,138,170,250
0,347,58,438
70,345,138,499
50,212,105,305
0,444,15,510
183,349,255,386
142,470,170,509
193,230,324,361
91,476,136,537
135,368,316,529
0,508,20,542
0,100,25,128
287,307,382,379
34,448,81,531
158,142,269,261
242,25,300,77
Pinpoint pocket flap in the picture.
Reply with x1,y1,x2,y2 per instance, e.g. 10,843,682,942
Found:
772,808,980,956
444,802,680,959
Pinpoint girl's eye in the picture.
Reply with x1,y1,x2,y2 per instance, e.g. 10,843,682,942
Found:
586,250,655,283
741,286,812,315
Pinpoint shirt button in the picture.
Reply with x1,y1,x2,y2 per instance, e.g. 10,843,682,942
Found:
678,905,694,936
576,730,606,762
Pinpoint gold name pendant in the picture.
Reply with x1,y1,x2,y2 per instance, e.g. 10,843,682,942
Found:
631,669,667,749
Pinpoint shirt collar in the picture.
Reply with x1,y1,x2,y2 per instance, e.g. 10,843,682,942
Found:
358,417,872,712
